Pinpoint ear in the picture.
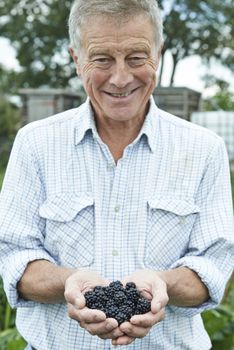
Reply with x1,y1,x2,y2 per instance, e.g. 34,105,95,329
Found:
158,42,164,59
69,47,82,76
155,42,164,70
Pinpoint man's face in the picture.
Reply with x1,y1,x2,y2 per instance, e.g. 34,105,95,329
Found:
71,14,161,124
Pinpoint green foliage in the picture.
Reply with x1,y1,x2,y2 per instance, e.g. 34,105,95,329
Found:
0,278,26,350
202,78,234,111
0,98,21,168
0,328,26,350
0,66,19,96
0,0,73,88
202,305,234,350
202,273,234,350
0,168,6,187
159,0,233,84
0,99,20,139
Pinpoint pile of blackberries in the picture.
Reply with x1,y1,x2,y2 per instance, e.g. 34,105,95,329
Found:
84,281,151,325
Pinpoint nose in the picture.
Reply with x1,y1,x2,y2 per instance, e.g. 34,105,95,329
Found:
109,60,134,88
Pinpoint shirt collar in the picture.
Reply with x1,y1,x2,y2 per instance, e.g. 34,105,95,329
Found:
74,95,159,152
134,96,159,153
74,97,98,145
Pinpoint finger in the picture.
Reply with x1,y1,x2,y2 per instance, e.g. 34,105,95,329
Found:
151,285,169,313
85,318,118,334
96,324,125,339
68,304,106,323
130,308,165,327
81,319,121,338
112,335,135,346
120,321,151,338
65,286,86,309
98,328,125,340
80,318,121,339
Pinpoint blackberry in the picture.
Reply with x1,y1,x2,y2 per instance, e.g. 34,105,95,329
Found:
105,305,119,318
103,286,115,299
135,297,151,314
84,290,98,308
125,299,135,310
84,280,151,325
125,282,136,290
93,286,103,292
109,280,124,291
126,288,140,303
118,305,133,320
115,312,127,325
113,291,127,305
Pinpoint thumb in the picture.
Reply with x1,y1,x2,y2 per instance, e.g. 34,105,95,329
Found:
151,283,168,314
74,293,86,309
64,283,86,309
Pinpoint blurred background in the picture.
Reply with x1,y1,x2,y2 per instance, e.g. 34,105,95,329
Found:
0,0,233,349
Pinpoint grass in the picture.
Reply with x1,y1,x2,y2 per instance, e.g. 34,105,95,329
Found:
0,168,5,189
231,171,234,202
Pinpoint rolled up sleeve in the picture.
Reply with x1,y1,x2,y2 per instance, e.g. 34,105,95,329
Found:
0,127,56,308
169,137,234,316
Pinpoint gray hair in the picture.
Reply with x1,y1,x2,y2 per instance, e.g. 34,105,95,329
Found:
68,0,163,52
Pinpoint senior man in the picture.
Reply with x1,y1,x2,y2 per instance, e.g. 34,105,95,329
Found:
0,0,233,349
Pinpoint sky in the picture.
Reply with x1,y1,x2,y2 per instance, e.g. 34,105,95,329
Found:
0,36,233,98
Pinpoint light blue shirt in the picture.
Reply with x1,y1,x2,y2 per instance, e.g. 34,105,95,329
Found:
0,97,233,350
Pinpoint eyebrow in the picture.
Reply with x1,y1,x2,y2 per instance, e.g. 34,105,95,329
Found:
88,44,151,58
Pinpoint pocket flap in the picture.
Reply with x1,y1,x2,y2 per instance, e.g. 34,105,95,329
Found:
39,192,94,222
148,198,200,216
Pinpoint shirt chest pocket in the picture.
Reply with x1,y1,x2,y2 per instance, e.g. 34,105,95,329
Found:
39,193,95,268
145,198,200,269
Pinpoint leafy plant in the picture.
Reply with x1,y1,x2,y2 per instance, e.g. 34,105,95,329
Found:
0,98,21,168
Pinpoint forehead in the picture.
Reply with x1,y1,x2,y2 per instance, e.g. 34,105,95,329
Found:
80,14,155,53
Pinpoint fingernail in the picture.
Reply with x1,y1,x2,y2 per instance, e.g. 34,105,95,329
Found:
75,298,83,309
106,323,114,331
154,302,161,312
75,298,82,308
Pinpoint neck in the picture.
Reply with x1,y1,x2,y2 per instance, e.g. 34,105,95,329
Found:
95,116,145,163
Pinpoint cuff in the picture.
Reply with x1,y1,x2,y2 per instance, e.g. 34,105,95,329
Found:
168,255,228,316
2,249,57,308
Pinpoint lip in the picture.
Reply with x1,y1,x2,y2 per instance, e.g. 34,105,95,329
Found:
103,87,139,101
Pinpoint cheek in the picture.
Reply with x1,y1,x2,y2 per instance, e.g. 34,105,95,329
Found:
147,57,158,71
82,65,109,89
138,63,157,85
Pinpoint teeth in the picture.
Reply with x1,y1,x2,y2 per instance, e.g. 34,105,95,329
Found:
110,92,132,97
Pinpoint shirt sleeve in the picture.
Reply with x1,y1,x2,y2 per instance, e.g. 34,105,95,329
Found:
169,137,234,316
0,127,56,308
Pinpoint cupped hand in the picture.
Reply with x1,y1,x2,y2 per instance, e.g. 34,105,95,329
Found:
111,269,169,346
64,270,124,340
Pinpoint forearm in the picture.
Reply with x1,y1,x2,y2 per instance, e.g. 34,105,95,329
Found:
158,267,209,307
17,259,75,303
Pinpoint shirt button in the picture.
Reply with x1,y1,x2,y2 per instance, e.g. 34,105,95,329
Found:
112,249,119,256
114,205,120,213
93,132,98,140
179,217,186,225
107,162,115,170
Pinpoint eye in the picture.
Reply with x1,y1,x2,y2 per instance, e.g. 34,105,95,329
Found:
92,57,113,69
128,56,147,66
94,58,110,63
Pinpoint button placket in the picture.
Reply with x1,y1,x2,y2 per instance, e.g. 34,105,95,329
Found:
179,217,186,225
114,205,120,213
112,249,119,256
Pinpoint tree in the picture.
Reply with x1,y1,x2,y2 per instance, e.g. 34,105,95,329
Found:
159,0,234,85
0,65,19,95
202,77,234,111
0,0,72,88
0,0,233,87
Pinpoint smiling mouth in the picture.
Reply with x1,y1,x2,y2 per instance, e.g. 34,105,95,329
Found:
105,88,138,98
